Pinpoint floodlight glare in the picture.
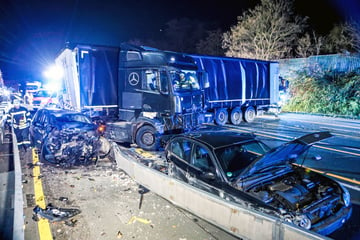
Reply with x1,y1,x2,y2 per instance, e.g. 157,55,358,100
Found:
43,65,63,81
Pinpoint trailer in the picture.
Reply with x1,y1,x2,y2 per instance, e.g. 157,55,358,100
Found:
55,44,212,150
190,54,280,125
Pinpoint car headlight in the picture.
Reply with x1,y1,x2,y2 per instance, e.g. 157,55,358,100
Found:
340,184,351,207
294,214,311,230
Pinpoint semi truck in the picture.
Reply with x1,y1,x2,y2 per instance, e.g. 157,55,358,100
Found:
55,43,211,150
190,54,280,125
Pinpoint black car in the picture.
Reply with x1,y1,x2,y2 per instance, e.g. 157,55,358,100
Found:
30,108,104,166
165,130,352,235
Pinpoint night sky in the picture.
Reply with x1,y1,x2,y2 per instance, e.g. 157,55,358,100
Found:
0,0,358,82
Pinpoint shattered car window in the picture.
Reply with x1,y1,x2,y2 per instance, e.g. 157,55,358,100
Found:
192,145,215,173
215,141,269,180
170,139,192,163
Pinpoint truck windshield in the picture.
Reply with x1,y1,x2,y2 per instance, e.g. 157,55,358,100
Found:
171,70,200,92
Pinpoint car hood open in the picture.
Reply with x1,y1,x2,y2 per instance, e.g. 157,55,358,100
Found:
238,131,332,178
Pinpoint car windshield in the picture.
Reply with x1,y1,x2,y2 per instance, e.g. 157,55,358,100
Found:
215,141,270,180
56,114,92,124
34,90,51,98
171,70,200,92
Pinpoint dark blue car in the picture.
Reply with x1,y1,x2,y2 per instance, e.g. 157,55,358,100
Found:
165,130,352,235
30,108,102,166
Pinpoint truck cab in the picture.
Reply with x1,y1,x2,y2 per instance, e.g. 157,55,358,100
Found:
110,44,209,149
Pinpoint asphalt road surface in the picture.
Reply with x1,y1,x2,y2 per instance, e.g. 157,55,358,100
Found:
1,112,359,240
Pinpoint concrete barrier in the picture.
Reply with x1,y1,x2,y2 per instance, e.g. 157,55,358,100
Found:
12,129,25,240
113,143,329,240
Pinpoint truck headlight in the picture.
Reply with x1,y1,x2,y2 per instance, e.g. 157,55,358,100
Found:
174,96,182,113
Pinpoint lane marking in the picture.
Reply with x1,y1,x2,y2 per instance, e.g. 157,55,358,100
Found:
32,148,53,240
314,145,360,157
227,127,360,186
281,116,360,129
259,121,360,139
293,163,360,188
230,126,360,157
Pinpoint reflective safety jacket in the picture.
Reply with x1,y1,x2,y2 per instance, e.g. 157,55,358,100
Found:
7,106,31,129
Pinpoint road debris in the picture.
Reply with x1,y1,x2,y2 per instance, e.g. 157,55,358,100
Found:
32,203,81,222
127,216,151,225
138,185,149,209
117,230,123,238
58,197,69,202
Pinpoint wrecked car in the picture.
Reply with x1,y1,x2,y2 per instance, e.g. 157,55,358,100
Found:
165,130,352,235
30,108,108,166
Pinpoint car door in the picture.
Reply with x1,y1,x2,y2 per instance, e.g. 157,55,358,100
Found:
167,138,193,182
187,143,226,195
30,109,48,148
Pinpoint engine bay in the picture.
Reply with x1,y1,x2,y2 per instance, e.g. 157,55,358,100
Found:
246,167,343,227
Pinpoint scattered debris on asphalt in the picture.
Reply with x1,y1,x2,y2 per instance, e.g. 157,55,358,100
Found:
127,216,151,225
32,203,81,222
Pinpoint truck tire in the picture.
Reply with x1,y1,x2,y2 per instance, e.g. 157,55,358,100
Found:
215,108,228,126
230,107,242,125
243,106,256,123
136,125,159,151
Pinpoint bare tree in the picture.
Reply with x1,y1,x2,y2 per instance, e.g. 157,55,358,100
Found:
296,31,324,57
222,0,307,60
324,21,360,53
313,32,325,55
296,33,313,58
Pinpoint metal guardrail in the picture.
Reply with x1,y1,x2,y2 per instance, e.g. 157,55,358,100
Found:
12,128,25,240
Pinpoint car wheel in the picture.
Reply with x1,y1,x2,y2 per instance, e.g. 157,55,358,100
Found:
135,125,159,151
40,139,56,163
230,107,242,125
215,108,228,126
243,106,256,123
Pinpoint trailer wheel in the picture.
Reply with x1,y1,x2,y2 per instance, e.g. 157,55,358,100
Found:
243,106,256,123
136,125,159,151
215,108,228,126
230,107,242,125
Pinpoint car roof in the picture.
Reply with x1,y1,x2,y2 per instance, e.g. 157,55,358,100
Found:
41,108,84,117
175,130,256,149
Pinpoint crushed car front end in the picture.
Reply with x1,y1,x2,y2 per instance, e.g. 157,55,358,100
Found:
237,165,352,235
234,131,352,235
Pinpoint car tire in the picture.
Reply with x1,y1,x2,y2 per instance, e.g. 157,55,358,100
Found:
215,108,228,126
230,107,242,125
135,125,159,151
40,139,56,163
243,106,256,123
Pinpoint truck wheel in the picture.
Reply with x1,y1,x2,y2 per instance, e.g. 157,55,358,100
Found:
243,106,256,123
230,107,242,125
215,108,228,126
136,125,159,151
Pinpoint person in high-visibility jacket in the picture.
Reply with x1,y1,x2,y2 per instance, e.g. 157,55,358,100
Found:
7,99,32,150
